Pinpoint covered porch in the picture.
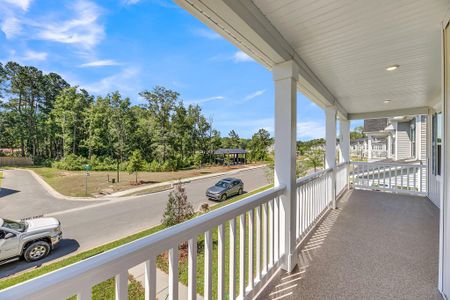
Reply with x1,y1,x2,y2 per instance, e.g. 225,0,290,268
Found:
1,0,450,299
258,189,441,299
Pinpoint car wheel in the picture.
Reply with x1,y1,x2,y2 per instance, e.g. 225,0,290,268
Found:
24,241,50,262
238,188,243,195
221,194,227,201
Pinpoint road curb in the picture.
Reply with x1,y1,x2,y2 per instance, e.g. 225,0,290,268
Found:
24,164,267,202
109,164,267,197
25,169,95,202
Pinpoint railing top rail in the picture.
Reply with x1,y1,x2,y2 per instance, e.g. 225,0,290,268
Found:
1,185,285,300
296,167,333,186
350,161,426,167
336,161,349,169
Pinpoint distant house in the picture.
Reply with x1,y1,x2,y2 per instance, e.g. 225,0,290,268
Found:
214,148,247,165
351,115,427,162
0,148,21,155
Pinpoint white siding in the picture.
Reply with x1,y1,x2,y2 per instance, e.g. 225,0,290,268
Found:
396,122,412,160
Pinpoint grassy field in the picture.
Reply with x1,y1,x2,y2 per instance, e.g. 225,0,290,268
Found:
0,185,271,299
30,164,259,197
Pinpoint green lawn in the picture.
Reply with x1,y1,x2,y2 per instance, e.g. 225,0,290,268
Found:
0,171,3,187
0,185,271,300
30,165,258,197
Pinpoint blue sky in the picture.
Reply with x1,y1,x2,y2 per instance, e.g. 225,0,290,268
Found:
0,0,360,140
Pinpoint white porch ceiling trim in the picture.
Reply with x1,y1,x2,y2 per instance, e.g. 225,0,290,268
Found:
348,106,430,120
174,0,348,119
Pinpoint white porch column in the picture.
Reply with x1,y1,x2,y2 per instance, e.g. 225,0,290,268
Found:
340,119,350,162
273,60,299,272
325,106,337,209
387,135,392,159
367,136,373,161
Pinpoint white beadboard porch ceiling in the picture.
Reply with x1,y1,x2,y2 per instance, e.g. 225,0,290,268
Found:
253,0,448,114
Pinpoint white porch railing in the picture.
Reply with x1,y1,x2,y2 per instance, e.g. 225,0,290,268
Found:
7,160,431,300
350,161,427,195
295,167,334,243
336,162,349,196
1,186,285,300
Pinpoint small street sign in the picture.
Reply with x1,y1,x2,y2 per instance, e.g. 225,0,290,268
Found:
83,164,92,171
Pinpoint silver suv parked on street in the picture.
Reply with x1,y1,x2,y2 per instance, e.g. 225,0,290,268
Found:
0,217,62,263
206,178,244,201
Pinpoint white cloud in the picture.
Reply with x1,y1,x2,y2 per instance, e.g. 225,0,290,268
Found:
243,89,265,101
192,27,222,40
0,16,21,38
81,67,141,95
297,121,325,140
186,96,225,105
22,50,47,61
232,51,253,63
80,59,121,67
3,0,32,11
33,0,104,49
0,0,105,48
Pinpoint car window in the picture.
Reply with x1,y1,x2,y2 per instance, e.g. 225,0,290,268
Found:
215,181,229,188
2,219,27,232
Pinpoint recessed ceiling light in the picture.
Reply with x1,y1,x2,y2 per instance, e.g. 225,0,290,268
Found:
386,65,399,71
384,99,391,104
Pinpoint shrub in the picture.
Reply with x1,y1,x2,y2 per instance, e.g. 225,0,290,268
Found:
33,156,54,167
127,150,144,183
52,154,88,170
161,182,194,227
148,160,161,172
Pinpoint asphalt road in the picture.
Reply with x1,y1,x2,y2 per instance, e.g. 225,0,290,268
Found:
0,169,105,219
0,166,270,278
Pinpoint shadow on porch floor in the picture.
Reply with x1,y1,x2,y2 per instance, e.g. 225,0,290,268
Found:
257,189,442,300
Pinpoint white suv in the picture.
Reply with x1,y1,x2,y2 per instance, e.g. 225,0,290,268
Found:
0,217,62,263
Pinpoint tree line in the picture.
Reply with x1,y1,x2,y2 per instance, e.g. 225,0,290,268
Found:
0,62,272,171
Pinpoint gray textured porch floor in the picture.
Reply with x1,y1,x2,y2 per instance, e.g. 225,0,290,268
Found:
258,190,442,300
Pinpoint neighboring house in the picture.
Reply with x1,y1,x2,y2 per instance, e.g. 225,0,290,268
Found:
350,138,368,160
350,115,427,162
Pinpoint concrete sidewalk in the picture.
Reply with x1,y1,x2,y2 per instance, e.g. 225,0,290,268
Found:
109,164,266,197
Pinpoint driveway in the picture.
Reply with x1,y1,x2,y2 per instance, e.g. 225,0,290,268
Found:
0,166,270,278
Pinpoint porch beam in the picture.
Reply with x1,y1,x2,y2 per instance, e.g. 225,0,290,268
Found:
273,60,299,272
173,0,347,118
348,107,430,120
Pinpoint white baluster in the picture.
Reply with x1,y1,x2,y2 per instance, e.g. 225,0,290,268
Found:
218,225,225,300
248,209,254,291
169,247,179,300
262,203,268,275
268,199,274,267
188,237,197,300
229,218,236,300
115,271,128,300
204,230,212,300
239,213,247,299
145,259,156,300
256,206,262,282
274,198,279,261
77,286,92,300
